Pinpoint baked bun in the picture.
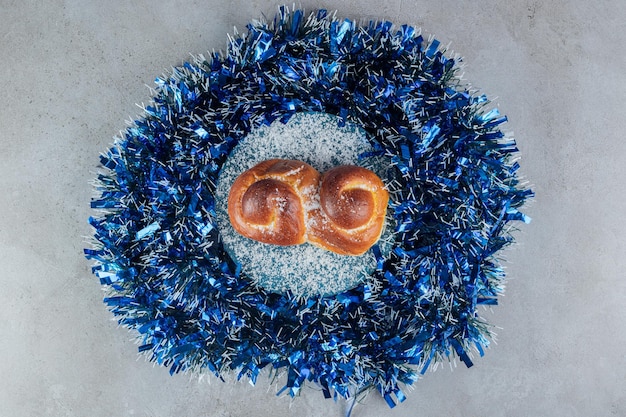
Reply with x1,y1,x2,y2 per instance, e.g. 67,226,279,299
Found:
227,160,388,256
227,159,321,246
308,165,388,256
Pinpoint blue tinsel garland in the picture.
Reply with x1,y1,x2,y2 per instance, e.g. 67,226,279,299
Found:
86,7,532,409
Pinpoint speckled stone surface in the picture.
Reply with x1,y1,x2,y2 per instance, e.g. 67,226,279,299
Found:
1,1,624,416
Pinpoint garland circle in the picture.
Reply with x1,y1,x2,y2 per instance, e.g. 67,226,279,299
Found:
86,7,532,409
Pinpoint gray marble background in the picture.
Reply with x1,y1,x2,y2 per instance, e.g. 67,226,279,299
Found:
1,0,624,416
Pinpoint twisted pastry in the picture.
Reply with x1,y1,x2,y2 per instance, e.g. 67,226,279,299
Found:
308,165,389,256
227,160,388,255
227,159,320,246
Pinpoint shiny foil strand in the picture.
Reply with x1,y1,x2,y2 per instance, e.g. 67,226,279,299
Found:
86,6,532,411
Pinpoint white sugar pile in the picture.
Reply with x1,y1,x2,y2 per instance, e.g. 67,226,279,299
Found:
215,112,386,297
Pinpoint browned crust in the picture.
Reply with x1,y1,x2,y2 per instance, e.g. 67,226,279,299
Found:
308,165,388,256
227,160,388,255
227,159,320,246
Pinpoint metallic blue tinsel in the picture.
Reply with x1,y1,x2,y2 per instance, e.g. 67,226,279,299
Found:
86,7,533,409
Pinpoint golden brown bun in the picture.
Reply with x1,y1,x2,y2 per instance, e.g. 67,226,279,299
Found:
227,159,321,246
227,160,388,256
308,165,389,256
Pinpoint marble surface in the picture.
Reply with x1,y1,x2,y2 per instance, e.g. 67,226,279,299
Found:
1,0,624,416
